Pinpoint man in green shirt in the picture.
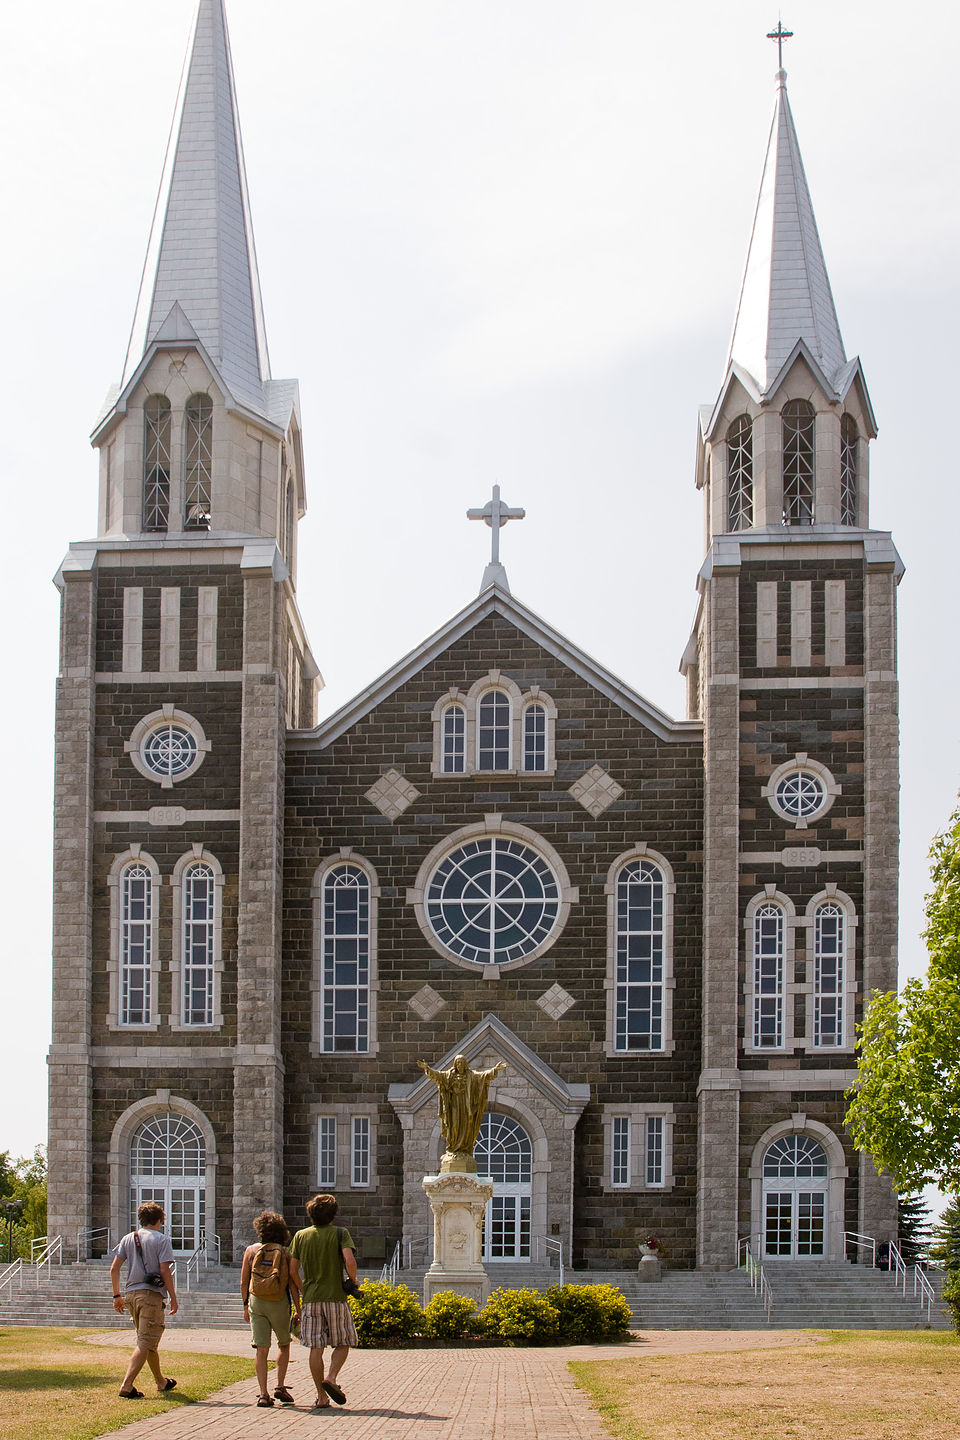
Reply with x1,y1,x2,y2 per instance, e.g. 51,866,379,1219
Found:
288,1193,359,1409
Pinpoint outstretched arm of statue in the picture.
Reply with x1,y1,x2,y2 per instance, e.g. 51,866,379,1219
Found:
481,1062,507,1080
417,1060,442,1083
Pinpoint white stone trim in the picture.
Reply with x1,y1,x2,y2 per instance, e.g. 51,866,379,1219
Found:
604,844,676,1057
108,1091,219,1256
169,845,225,1031
197,586,218,672
790,581,811,667
800,886,858,1055
824,579,846,667
309,1105,380,1191
756,581,778,667
430,673,557,778
742,888,797,1055
122,588,144,673
762,752,841,830
600,1104,675,1192
107,846,162,1032
407,818,577,975
125,704,211,789
747,1115,848,1262
159,588,181,673
310,850,380,1057
467,670,522,773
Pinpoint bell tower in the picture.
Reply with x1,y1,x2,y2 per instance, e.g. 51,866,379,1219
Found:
684,56,902,1267
48,0,320,1255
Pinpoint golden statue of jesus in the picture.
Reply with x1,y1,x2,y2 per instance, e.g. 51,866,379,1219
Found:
417,1054,507,1171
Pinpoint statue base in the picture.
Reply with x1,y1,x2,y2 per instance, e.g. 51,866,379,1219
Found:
637,1255,662,1283
422,1171,494,1307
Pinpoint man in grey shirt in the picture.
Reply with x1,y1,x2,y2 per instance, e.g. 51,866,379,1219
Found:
109,1200,179,1398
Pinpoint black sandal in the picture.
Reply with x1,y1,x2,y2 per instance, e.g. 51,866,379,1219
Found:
119,1388,144,1400
257,1395,274,1407
159,1378,177,1392
322,1380,346,1405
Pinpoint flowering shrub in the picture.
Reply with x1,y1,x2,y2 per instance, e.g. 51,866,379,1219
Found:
545,1283,632,1341
422,1290,478,1339
348,1281,424,1344
476,1287,560,1342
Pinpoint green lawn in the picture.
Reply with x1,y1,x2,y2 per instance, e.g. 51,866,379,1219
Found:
0,1327,255,1440
571,1331,959,1440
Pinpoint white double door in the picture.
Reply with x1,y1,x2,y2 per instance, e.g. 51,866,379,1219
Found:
763,1184,826,1259
475,1113,533,1263
133,1183,205,1254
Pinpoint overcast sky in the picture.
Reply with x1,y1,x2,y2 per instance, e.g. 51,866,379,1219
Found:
1,0,958,1165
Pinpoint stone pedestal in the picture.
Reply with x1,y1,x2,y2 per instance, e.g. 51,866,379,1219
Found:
637,1255,662,1283
422,1171,494,1306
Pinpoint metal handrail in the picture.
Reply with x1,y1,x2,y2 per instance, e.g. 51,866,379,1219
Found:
29,1236,49,1263
34,1235,62,1285
844,1230,876,1266
183,1230,221,1289
0,1259,24,1296
887,1241,935,1324
402,1236,427,1270
738,1238,773,1322
76,1226,111,1263
379,1240,401,1285
913,1264,935,1324
538,1235,564,1287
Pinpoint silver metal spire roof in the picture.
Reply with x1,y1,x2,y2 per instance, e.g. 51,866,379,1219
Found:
726,69,846,396
121,0,272,416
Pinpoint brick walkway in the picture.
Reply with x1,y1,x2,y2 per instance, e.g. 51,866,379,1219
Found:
83,1328,820,1440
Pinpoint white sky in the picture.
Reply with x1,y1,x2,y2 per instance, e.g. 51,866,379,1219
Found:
1,0,958,1174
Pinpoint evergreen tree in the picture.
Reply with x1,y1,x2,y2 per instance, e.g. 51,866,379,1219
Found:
897,1192,932,1264
928,1197,960,1272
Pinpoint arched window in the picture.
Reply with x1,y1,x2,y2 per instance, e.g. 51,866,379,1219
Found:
143,395,171,532
318,862,372,1053
613,858,666,1052
475,1113,532,1260
840,414,858,527
782,399,815,525
477,689,511,770
181,862,216,1026
813,900,846,1047
727,414,753,531
130,1113,206,1251
120,861,154,1026
752,901,785,1048
522,703,547,772
440,703,466,773
183,393,212,529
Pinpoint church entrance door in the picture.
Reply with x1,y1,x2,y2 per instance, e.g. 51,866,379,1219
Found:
475,1113,532,1262
130,1114,206,1254
761,1135,828,1260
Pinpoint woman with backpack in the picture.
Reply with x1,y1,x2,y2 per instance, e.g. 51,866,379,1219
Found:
240,1211,301,1407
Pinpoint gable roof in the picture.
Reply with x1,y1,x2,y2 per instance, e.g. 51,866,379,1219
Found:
290,583,700,748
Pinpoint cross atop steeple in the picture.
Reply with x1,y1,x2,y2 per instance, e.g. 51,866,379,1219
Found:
766,19,793,69
467,485,525,593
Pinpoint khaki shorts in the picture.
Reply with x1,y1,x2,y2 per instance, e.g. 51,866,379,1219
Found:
249,1295,292,1348
125,1289,166,1350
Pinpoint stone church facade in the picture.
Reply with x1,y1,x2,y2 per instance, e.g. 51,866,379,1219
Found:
48,0,901,1273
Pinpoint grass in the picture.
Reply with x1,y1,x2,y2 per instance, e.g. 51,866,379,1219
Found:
0,1327,255,1440
570,1331,960,1440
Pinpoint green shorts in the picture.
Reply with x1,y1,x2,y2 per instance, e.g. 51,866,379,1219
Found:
249,1295,292,1348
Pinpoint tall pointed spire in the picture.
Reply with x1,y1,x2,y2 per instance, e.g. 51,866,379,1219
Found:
726,68,846,396
121,0,271,416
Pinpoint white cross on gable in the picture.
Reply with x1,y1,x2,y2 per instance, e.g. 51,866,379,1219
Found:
467,484,525,567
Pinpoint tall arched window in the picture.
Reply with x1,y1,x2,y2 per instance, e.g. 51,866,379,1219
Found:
813,900,845,1047
477,689,511,770
143,396,171,532
782,399,815,526
440,703,466,773
762,1134,829,1259
183,393,212,529
120,861,154,1026
475,1113,533,1261
522,702,547,772
727,414,753,531
130,1114,206,1251
752,901,785,1048
840,414,858,527
182,862,216,1026
613,858,666,1052
319,862,372,1053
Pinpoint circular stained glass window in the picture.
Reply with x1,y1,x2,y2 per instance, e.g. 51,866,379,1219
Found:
774,769,826,820
425,836,561,967
141,723,199,779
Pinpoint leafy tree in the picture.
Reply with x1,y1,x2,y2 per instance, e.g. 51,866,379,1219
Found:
928,1197,960,1272
897,1192,933,1265
846,798,960,1191
0,1146,48,1261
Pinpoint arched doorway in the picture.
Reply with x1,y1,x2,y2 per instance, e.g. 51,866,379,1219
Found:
130,1113,206,1253
762,1134,829,1259
475,1113,532,1262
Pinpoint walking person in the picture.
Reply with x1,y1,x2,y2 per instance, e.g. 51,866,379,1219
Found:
240,1211,301,1407
288,1193,358,1410
109,1201,178,1399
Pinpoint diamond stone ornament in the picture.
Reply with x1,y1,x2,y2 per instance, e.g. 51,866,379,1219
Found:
568,764,624,817
409,984,446,1021
365,768,420,820
537,983,575,1020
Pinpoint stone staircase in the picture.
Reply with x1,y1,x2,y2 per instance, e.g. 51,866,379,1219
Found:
0,1257,949,1331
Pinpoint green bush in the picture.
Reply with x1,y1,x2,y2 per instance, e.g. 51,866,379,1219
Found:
942,1270,960,1335
545,1283,633,1341
476,1286,559,1342
422,1290,478,1339
347,1281,424,1343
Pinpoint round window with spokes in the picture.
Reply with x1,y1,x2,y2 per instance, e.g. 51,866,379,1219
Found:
763,754,839,828
125,706,210,788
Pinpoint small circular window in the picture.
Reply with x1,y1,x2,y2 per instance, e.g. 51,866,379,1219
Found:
764,754,839,827
125,707,209,788
426,835,561,967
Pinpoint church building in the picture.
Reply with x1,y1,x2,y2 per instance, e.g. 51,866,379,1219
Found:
48,0,902,1273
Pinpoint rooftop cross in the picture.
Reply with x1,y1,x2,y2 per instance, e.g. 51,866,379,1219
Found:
766,19,794,69
467,484,525,592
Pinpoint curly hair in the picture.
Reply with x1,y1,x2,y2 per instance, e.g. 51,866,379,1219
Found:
305,1193,339,1227
253,1211,291,1244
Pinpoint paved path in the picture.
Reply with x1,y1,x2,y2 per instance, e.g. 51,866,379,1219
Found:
82,1328,822,1440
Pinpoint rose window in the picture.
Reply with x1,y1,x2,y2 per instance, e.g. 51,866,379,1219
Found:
774,769,826,820
425,836,562,967
141,724,199,779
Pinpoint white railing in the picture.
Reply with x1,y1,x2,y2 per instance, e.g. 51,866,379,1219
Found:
402,1236,428,1270
0,1259,24,1297
183,1230,221,1290
738,1237,773,1322
887,1241,935,1324
537,1236,564,1287
30,1236,49,1263
379,1240,401,1286
33,1235,62,1285
76,1226,111,1263
843,1230,876,1266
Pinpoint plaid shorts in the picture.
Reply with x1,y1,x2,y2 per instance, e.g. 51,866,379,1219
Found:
299,1301,358,1349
